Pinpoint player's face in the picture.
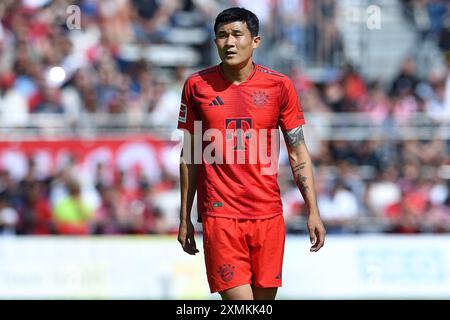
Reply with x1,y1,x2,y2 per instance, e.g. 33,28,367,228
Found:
214,21,260,68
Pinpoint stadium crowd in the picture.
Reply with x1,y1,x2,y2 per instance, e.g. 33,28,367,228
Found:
0,0,449,235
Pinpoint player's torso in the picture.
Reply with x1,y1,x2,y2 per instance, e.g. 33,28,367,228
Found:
188,66,285,218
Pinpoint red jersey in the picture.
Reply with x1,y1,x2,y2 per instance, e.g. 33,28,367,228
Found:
177,63,305,221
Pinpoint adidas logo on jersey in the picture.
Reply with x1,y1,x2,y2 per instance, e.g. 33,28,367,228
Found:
209,96,224,106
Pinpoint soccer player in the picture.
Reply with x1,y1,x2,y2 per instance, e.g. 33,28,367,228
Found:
177,7,326,300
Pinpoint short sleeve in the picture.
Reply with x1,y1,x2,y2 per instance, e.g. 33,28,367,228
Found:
278,78,306,131
177,78,198,133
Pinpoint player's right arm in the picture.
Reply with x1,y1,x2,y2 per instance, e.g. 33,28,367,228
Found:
178,128,199,255
177,77,200,255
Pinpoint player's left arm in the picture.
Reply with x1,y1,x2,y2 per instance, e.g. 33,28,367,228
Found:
283,125,326,252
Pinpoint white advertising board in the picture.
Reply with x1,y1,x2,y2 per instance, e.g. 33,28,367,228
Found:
0,235,449,299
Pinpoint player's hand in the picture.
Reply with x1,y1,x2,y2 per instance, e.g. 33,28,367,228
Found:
307,212,326,252
178,219,200,255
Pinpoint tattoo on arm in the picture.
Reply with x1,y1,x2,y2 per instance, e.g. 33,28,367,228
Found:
292,161,309,195
283,126,304,147
285,126,308,194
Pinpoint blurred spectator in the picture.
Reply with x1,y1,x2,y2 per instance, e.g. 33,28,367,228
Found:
319,181,360,233
93,184,126,234
17,181,54,235
357,82,391,124
425,78,448,121
342,63,367,105
427,0,448,40
275,0,307,56
150,66,186,128
427,174,450,232
401,139,444,166
366,167,402,219
125,182,166,234
33,86,64,113
53,179,93,235
329,140,357,164
335,160,367,202
0,192,19,235
403,0,430,38
390,57,419,97
0,71,29,126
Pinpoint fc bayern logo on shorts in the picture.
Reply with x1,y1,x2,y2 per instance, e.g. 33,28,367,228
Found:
217,264,235,282
252,91,269,106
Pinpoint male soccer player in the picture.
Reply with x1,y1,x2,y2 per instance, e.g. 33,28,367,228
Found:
177,7,326,300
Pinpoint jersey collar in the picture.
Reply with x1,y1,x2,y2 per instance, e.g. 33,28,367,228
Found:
217,62,258,86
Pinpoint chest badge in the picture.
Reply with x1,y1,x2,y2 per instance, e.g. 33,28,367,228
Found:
252,91,269,107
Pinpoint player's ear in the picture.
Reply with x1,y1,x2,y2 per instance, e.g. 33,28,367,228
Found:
252,36,261,49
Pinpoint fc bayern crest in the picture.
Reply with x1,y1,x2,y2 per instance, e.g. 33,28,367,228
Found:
217,264,235,282
252,91,269,107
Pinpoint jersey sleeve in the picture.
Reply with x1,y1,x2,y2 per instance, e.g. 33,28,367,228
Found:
177,78,198,133
278,78,306,131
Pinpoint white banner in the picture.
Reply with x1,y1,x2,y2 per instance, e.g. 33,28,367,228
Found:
0,235,449,299
281,235,450,299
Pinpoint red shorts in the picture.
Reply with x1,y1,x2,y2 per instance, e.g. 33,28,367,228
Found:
201,214,285,293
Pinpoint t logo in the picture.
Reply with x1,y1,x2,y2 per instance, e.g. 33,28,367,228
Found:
225,118,252,150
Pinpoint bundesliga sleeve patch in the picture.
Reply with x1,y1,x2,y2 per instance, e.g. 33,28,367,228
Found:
179,102,187,123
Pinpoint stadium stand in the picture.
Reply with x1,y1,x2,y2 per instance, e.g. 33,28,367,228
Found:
0,0,449,235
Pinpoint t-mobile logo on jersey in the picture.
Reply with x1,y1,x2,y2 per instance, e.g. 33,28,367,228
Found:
176,121,280,175
225,118,252,151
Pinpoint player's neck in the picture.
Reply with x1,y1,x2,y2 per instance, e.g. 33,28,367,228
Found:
220,60,255,85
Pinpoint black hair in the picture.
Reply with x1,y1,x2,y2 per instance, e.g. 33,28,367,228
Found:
214,7,259,37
